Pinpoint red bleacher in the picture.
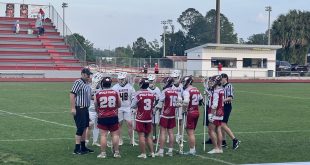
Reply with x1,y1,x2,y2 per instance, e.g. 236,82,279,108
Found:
0,17,82,70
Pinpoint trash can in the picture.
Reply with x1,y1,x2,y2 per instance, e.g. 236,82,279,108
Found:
267,70,273,77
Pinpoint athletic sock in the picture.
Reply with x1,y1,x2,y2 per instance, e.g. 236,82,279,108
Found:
190,147,196,153
168,148,173,152
81,141,86,151
158,149,164,153
75,144,81,151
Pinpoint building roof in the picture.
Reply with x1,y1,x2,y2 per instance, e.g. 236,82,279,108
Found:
185,43,282,53
166,56,187,61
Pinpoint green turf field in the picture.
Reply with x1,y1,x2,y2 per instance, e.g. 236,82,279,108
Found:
0,82,310,165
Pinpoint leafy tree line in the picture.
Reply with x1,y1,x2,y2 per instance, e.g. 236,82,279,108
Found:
74,8,309,65
74,8,237,62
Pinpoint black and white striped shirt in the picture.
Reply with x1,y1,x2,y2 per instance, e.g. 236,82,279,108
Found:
70,78,91,107
222,82,234,104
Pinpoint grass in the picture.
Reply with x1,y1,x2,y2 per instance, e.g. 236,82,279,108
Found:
0,82,310,165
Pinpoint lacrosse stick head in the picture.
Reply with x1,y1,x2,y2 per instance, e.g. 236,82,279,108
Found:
91,72,104,90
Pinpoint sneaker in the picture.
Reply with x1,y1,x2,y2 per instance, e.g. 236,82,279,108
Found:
222,140,228,148
97,152,107,158
92,142,101,147
202,139,212,144
207,149,222,154
130,141,138,146
137,153,147,159
119,139,123,146
154,152,164,157
165,151,173,157
113,152,121,158
233,139,240,150
83,147,94,153
183,151,196,156
150,152,155,158
107,141,112,148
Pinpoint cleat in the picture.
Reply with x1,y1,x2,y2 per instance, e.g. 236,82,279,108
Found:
97,152,106,158
165,151,173,157
113,152,121,158
92,142,101,147
233,139,241,150
183,151,196,156
83,147,94,153
137,153,147,159
154,152,164,157
207,149,222,154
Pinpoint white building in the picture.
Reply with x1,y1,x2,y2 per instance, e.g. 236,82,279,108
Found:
185,43,282,78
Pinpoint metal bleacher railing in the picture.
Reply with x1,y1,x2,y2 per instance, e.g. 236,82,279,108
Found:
0,2,86,65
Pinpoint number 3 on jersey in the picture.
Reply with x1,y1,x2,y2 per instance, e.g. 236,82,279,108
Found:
99,96,116,108
144,99,152,110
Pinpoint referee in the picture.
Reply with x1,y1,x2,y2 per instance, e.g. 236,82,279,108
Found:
220,73,240,150
70,68,94,154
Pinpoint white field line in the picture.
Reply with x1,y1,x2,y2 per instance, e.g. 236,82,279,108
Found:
0,109,75,128
0,138,73,142
0,111,68,115
242,162,310,165
195,130,310,136
238,90,310,100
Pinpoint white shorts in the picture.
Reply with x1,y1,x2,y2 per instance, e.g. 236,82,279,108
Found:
176,107,183,120
118,108,133,122
152,109,160,124
89,110,98,126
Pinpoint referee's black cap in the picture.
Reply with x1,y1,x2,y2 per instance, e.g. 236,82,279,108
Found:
221,73,229,81
81,68,93,75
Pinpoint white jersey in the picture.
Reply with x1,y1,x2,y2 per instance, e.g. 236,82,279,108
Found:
172,83,183,98
147,86,161,101
112,83,136,109
89,86,100,112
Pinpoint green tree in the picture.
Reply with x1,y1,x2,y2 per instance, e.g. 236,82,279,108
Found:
72,33,95,62
247,33,268,45
272,10,310,64
132,37,151,58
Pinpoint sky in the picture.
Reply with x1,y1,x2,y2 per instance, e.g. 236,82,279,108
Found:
2,0,310,50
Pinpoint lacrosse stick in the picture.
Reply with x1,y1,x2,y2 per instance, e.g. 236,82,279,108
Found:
155,124,161,153
179,111,187,154
132,110,137,146
176,107,180,144
203,76,209,152
152,111,157,142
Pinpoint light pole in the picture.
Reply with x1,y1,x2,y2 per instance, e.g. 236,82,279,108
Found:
265,6,272,45
62,2,68,37
215,0,221,44
161,19,172,58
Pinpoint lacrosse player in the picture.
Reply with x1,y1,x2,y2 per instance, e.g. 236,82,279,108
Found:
112,72,137,146
95,77,122,158
181,76,203,155
155,76,179,157
86,72,103,147
131,78,156,159
147,74,161,143
220,73,240,149
207,75,224,154
170,70,184,143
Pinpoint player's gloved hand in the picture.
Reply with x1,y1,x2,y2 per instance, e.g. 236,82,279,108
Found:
131,108,137,114
208,114,214,123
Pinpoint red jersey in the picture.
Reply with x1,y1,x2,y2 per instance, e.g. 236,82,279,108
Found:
160,88,178,118
183,86,202,116
208,88,224,118
132,90,155,122
96,89,119,118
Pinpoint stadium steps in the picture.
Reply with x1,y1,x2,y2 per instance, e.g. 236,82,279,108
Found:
0,17,82,71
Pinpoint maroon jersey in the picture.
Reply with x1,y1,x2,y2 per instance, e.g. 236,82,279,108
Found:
208,88,224,117
132,90,156,122
96,89,119,118
160,88,178,118
183,86,202,116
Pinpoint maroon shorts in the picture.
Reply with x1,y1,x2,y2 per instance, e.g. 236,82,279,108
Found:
159,117,176,129
97,123,119,132
211,120,222,126
186,114,199,130
135,121,152,134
